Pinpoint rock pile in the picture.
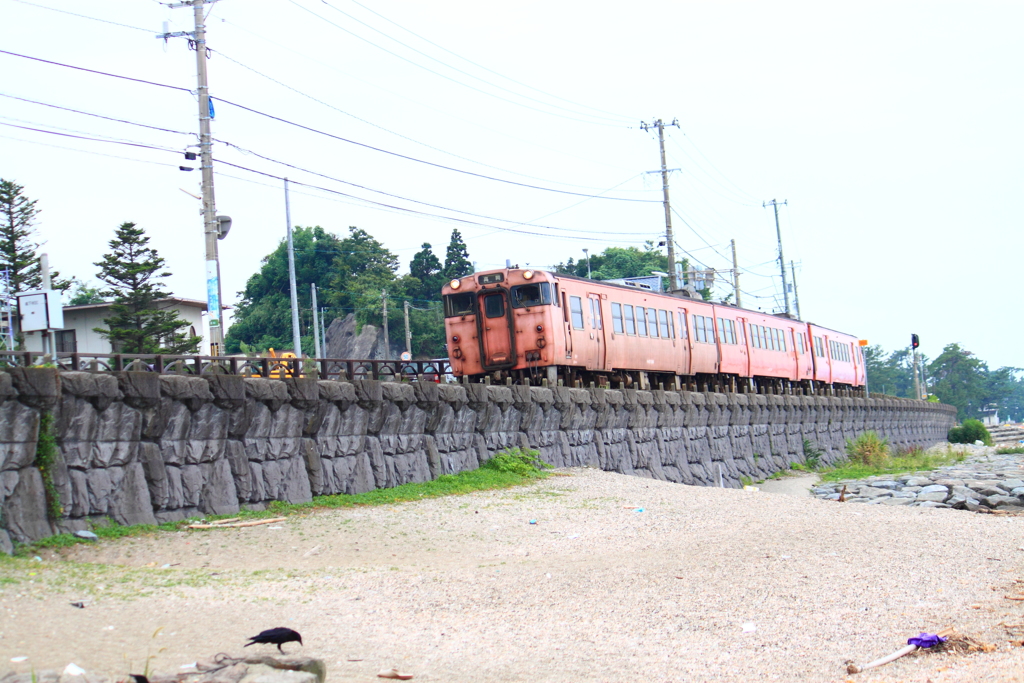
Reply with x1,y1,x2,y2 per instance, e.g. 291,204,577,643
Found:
0,655,326,683
812,445,1024,511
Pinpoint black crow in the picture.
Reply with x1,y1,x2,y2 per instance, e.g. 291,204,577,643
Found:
244,627,303,653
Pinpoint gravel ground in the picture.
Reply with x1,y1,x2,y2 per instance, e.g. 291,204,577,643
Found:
2,467,1024,682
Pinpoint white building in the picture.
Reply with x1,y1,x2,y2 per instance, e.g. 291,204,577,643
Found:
19,297,210,355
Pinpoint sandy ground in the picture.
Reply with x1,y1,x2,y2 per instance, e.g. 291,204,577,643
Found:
2,467,1024,682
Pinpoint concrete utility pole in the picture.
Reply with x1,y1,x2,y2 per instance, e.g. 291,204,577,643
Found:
284,178,302,356
582,249,592,278
381,289,390,360
763,199,790,315
404,300,412,356
311,283,321,360
640,119,680,290
790,260,801,320
911,334,921,400
159,0,226,355
730,239,741,308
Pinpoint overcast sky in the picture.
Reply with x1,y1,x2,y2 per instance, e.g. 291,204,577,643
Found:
2,0,1020,367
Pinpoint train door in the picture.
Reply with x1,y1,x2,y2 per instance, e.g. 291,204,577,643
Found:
561,290,573,359
676,308,691,375
587,293,606,371
736,316,751,378
477,289,514,369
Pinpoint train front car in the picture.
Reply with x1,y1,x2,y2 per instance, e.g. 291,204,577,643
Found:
442,268,560,383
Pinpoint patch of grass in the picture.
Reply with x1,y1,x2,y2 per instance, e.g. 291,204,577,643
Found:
817,444,966,482
802,439,824,469
845,431,889,468
16,448,552,555
995,446,1024,454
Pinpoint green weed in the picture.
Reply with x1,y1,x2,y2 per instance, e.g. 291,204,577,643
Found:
845,431,889,468
995,446,1024,454
817,446,966,482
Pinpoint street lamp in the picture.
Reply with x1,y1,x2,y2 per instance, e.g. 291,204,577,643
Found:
582,249,592,278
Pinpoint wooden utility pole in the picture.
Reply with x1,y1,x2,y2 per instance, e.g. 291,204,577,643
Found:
159,0,226,355
763,199,790,315
381,289,390,359
403,300,412,356
790,260,801,320
731,239,741,308
641,119,680,290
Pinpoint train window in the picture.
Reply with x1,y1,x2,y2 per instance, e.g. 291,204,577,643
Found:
727,320,737,344
569,296,585,330
718,318,735,345
658,310,670,338
668,311,676,339
443,293,475,318
636,307,648,336
797,333,804,355
624,305,636,335
814,336,824,357
677,312,687,340
611,303,624,334
750,325,759,348
769,327,777,351
779,330,787,352
483,293,506,319
510,283,552,309
647,308,659,338
736,321,744,346
553,284,560,306
717,318,726,344
692,315,704,343
588,298,596,329
706,317,716,343
594,299,603,330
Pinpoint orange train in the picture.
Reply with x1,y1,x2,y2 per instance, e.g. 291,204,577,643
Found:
441,267,866,393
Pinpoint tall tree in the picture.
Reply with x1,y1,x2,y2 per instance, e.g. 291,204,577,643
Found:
552,243,680,290
226,226,344,354
442,229,472,280
927,343,993,421
0,178,42,295
94,222,200,354
409,242,444,301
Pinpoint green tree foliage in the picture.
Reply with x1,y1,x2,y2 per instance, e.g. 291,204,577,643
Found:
948,418,992,445
225,226,344,354
0,178,43,295
864,345,919,398
927,343,1008,422
66,279,106,306
442,229,472,280
552,243,680,288
408,242,444,301
94,222,200,354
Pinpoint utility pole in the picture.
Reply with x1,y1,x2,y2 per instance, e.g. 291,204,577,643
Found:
284,178,302,356
311,283,321,359
789,260,801,320
763,199,790,316
381,289,390,359
911,334,921,400
404,300,412,356
582,248,592,279
159,0,226,356
640,118,680,290
730,239,741,308
320,307,328,354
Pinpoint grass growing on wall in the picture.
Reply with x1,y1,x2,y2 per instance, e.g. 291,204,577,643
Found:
34,412,62,521
18,448,553,554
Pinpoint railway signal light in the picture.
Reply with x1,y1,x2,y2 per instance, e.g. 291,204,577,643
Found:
911,334,920,349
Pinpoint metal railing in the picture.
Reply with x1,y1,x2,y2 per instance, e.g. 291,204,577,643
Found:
0,351,452,382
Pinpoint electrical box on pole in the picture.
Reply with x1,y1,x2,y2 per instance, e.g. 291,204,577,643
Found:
17,290,64,332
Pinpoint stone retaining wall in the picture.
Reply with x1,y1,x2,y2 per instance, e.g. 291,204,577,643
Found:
0,369,957,550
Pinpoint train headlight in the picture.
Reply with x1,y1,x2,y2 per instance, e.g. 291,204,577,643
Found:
450,279,461,289
523,270,534,280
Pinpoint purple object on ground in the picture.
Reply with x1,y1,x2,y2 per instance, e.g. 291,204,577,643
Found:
907,633,947,648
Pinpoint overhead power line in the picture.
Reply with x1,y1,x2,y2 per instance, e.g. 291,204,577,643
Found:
9,0,152,33
0,49,657,203
0,92,193,136
214,158,650,243
314,0,629,126
0,121,181,153
215,139,658,237
343,0,637,124
288,0,624,128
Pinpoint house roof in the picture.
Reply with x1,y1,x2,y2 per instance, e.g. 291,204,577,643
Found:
64,297,210,312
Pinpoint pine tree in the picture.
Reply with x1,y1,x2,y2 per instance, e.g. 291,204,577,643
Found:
0,178,42,295
94,222,200,354
409,242,443,301
442,229,472,279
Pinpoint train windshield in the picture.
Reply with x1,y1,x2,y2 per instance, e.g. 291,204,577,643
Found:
443,293,475,318
510,282,553,308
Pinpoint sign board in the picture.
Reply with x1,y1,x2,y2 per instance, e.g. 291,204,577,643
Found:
400,351,412,361
17,290,64,332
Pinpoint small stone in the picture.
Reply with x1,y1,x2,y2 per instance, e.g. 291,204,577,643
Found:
970,485,1005,498
915,501,950,508
1010,487,1024,497
882,497,915,505
871,480,900,490
919,484,949,495
986,494,1021,508
964,498,984,512
933,478,965,487
901,486,923,493
916,491,949,503
998,479,1024,492
854,486,893,498
73,530,98,541
905,477,933,487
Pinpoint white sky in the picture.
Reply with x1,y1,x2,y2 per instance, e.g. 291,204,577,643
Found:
1,0,1021,366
